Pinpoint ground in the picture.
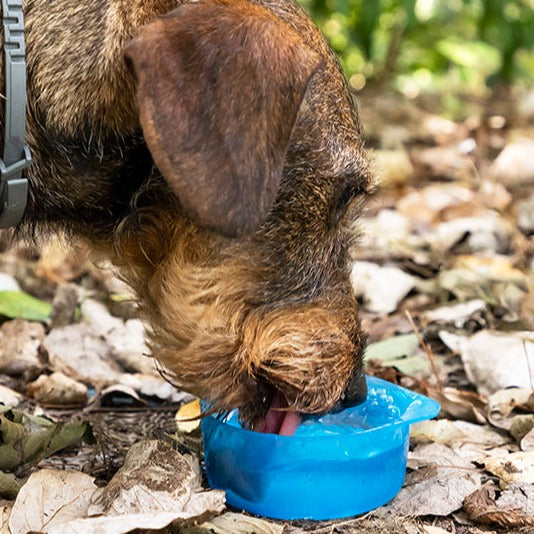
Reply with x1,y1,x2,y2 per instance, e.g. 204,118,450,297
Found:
0,87,533,533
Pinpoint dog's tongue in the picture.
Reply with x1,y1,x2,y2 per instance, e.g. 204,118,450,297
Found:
255,391,301,436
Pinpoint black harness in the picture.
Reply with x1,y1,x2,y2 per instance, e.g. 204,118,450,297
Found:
0,0,30,228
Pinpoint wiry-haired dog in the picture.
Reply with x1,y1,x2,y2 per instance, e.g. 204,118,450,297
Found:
2,0,372,433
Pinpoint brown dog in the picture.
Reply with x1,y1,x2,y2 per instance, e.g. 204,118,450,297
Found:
2,0,372,430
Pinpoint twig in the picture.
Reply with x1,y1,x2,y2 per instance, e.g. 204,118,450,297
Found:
522,339,534,390
405,310,442,391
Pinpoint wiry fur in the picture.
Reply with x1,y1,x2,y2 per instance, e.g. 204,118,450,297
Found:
1,0,372,425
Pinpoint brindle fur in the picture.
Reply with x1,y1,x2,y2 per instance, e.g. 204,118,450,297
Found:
1,0,372,425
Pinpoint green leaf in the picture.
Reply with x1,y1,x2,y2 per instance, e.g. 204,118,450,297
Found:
0,291,52,322
365,333,419,361
382,355,430,375
436,39,501,72
0,471,23,499
0,407,93,473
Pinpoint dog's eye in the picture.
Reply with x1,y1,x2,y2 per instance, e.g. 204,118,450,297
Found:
329,179,358,228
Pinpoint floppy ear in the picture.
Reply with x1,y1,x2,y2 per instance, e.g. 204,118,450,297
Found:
125,0,321,237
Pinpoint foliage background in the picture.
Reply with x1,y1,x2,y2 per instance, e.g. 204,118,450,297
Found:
299,0,534,107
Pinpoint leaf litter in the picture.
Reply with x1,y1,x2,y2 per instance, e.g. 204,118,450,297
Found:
1,89,534,533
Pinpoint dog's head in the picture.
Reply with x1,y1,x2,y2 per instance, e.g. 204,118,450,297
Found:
123,0,371,430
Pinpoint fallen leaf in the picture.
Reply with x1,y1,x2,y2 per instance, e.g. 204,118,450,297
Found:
41,323,123,385
356,210,424,261
497,483,534,515
484,450,534,487
517,194,534,234
371,148,414,187
185,512,284,534
397,184,474,225
382,462,481,516
352,262,416,314
98,384,145,409
8,441,225,534
487,388,534,430
453,255,527,285
422,300,486,328
509,415,534,450
0,472,23,500
432,215,512,254
49,284,79,328
365,334,419,361
0,273,20,292
0,504,11,534
0,386,21,408
410,420,508,450
439,330,534,396
490,138,534,186
0,320,44,376
26,372,88,406
81,300,154,375
0,291,52,322
0,406,93,473
427,386,487,424
9,470,99,534
118,373,190,403
411,145,473,182
176,399,201,434
464,482,534,528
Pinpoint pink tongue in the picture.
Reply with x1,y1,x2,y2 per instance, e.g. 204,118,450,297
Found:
259,392,302,436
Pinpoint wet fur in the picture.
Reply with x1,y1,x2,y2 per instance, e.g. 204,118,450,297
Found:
1,0,372,424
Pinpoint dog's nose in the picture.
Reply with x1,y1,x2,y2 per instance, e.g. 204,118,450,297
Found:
342,371,368,407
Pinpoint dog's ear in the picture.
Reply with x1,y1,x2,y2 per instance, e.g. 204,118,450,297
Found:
125,0,320,237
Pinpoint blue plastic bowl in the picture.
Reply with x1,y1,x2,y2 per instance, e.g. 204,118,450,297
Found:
201,376,440,520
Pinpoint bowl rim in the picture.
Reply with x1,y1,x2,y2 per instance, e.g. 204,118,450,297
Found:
201,375,440,443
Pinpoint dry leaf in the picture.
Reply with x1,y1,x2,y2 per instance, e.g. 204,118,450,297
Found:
432,215,512,254
427,386,487,424
119,373,190,403
464,482,534,528
371,149,414,187
411,145,473,182
382,463,481,516
8,441,225,534
422,300,486,329
185,512,284,534
509,415,534,449
26,372,88,406
490,138,534,186
453,255,527,284
0,505,11,534
0,273,20,292
484,450,534,487
41,323,123,385
176,399,201,434
351,261,416,314
410,420,508,450
0,386,21,408
81,300,154,375
487,388,534,430
397,184,474,225
0,320,44,376
439,330,534,396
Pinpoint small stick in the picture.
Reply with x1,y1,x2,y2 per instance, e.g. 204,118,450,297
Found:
522,339,534,390
405,310,442,391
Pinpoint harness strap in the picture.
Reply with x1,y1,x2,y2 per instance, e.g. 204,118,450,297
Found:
0,0,30,228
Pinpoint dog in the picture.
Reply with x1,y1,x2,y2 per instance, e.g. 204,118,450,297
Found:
2,0,372,432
